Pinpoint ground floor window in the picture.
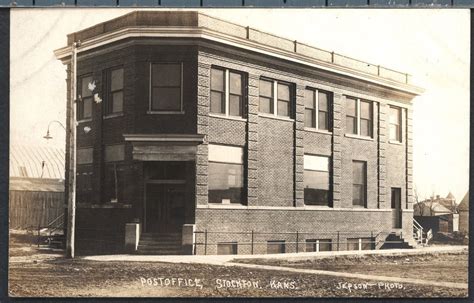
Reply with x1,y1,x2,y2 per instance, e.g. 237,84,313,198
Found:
305,239,332,252
304,154,331,206
208,144,245,204
346,237,374,251
217,242,238,255
267,240,286,254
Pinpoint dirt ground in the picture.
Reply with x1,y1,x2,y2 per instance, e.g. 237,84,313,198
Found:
8,232,469,298
235,251,469,284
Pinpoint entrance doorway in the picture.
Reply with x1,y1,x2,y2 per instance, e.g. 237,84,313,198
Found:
391,187,402,229
144,162,187,233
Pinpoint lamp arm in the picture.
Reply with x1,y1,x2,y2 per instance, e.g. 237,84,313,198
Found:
47,120,66,132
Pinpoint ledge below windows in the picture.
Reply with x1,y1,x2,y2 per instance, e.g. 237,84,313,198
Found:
304,127,332,135
103,112,124,120
344,133,374,142
77,202,132,209
209,113,247,122
147,110,185,115
388,140,404,146
258,113,294,122
197,204,393,212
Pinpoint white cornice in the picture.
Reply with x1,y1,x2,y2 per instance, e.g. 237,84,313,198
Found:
54,26,424,96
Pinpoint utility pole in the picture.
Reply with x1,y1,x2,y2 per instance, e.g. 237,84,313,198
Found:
66,41,80,258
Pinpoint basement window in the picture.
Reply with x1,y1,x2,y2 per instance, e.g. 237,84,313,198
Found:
267,240,286,254
305,239,332,252
217,242,238,255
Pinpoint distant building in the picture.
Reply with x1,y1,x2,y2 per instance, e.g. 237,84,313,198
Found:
9,145,65,229
458,192,469,234
414,193,459,234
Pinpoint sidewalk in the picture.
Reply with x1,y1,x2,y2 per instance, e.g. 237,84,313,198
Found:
83,245,468,265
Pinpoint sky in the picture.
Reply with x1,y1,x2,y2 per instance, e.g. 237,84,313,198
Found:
10,8,470,201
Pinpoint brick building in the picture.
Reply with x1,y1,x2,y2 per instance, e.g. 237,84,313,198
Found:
55,11,423,255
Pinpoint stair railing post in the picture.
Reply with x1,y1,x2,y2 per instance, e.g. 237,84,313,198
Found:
251,230,254,255
296,231,299,253
37,224,40,248
204,229,208,255
337,231,340,251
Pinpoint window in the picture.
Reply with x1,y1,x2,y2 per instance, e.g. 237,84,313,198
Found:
304,155,331,206
217,242,238,255
352,161,367,207
346,97,373,137
150,63,182,112
210,67,245,117
267,240,285,254
347,238,373,251
208,144,245,204
78,75,93,120
259,79,292,118
306,239,332,252
105,68,123,115
389,106,402,142
305,89,332,131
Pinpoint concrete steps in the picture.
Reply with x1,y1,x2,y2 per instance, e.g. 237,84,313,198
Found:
136,233,183,255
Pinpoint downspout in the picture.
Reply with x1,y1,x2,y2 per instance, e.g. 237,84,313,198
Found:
66,41,80,258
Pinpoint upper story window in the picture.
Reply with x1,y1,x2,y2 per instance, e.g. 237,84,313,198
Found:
105,68,123,115
305,89,332,131
346,97,373,137
304,154,331,207
78,75,93,120
389,106,402,142
210,67,245,117
259,79,292,118
150,63,182,112
352,160,367,208
208,144,245,205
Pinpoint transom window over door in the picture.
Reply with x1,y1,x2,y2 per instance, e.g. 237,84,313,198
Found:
304,155,331,206
210,67,245,117
259,78,292,118
346,97,373,137
150,63,182,112
305,89,332,131
208,144,245,205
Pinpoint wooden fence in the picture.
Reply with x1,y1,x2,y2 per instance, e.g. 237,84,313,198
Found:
9,190,65,229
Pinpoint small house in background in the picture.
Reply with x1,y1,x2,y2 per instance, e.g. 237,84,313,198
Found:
414,193,459,234
458,192,469,234
9,145,65,230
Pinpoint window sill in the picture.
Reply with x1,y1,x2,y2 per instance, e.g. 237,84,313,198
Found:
304,128,332,135
258,113,294,122
103,113,124,119
302,205,333,210
209,113,247,122
77,118,92,124
147,110,185,115
388,140,403,145
344,134,374,141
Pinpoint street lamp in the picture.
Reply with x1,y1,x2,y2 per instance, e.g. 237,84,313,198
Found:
43,120,66,140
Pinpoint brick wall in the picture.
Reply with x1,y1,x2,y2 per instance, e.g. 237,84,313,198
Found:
195,208,394,254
